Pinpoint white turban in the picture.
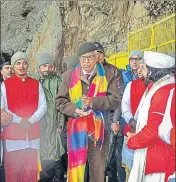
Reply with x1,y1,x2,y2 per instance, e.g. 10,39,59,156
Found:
144,51,175,69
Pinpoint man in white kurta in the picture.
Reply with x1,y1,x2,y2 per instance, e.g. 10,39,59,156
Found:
1,51,47,182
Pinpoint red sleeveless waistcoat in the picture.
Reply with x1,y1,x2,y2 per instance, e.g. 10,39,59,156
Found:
130,78,146,116
2,75,40,140
123,79,146,135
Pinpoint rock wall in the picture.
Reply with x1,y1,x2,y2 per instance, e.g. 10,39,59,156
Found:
1,1,175,73
1,1,64,73
63,1,175,56
26,1,63,73
1,1,51,54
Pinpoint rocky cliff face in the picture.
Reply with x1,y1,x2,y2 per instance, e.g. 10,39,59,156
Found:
1,1,63,73
63,1,175,56
1,1,175,72
1,1,51,54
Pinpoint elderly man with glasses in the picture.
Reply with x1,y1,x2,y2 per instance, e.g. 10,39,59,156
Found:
56,42,121,182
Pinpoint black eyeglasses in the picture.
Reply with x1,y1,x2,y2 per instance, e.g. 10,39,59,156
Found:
80,54,98,62
129,57,142,61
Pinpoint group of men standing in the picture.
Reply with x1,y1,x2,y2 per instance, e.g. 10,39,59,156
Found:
0,42,175,182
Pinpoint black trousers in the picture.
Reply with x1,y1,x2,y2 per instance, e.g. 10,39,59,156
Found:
1,140,5,182
84,161,89,182
39,159,66,182
105,135,125,182
105,146,118,182
60,123,68,175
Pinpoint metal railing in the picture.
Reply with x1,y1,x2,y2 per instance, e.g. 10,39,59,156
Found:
107,14,175,69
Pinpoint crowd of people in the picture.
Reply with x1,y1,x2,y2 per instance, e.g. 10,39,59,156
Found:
0,42,175,182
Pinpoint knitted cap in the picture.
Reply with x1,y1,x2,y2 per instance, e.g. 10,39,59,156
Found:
38,53,53,67
77,42,97,57
11,51,29,67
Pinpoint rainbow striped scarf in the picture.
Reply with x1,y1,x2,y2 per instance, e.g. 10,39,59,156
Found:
67,63,108,182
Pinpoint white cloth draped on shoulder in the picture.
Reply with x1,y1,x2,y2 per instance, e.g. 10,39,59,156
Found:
158,88,175,144
128,74,175,182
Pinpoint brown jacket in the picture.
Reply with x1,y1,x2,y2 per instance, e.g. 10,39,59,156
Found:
56,66,121,130
103,61,124,95
103,61,124,121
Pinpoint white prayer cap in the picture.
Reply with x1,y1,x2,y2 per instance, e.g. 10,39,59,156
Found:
144,51,175,69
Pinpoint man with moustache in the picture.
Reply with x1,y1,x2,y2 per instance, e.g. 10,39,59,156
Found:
112,50,144,182
93,42,124,95
119,58,147,181
122,50,143,87
0,62,13,81
1,51,47,182
93,42,124,182
37,53,65,182
0,61,13,182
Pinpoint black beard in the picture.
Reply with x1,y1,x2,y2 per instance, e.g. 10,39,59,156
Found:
144,77,152,86
148,74,155,82
41,71,50,76
146,65,173,83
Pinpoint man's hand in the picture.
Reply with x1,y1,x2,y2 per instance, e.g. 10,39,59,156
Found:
126,132,136,145
75,108,91,117
129,118,136,133
1,109,12,126
20,118,32,129
127,132,136,137
141,63,148,78
111,122,120,134
81,95,93,107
